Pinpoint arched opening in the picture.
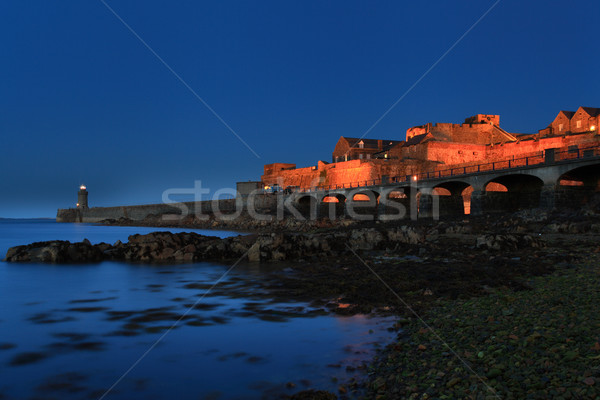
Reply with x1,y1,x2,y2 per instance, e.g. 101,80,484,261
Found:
557,164,600,208
297,195,316,206
484,174,544,212
320,193,346,219
348,190,379,218
432,181,471,216
296,195,318,219
380,188,410,219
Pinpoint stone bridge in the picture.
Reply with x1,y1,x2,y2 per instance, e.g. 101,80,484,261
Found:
289,144,600,218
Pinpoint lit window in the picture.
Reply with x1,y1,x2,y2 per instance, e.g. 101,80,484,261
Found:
591,125,597,131
576,120,581,128
559,124,563,131
358,140,364,149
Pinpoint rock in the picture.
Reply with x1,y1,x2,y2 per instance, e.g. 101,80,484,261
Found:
387,226,424,244
272,250,286,261
4,240,103,263
247,242,261,262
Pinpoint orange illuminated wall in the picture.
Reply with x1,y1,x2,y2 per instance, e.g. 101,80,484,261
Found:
262,109,600,191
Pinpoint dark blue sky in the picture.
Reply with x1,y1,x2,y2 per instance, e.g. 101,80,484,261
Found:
1,0,598,217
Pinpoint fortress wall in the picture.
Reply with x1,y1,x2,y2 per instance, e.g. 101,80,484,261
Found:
431,123,495,145
422,142,487,165
259,132,600,192
262,165,318,188
487,132,599,159
263,159,391,189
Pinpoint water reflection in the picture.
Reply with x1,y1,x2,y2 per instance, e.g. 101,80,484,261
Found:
0,220,397,399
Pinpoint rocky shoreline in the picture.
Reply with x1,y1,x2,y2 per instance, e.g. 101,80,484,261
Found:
5,208,600,398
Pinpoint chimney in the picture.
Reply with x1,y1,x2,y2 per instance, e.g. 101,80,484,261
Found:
378,139,383,150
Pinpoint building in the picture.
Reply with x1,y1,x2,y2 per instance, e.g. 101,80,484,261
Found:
261,109,600,190
539,107,600,137
331,137,403,162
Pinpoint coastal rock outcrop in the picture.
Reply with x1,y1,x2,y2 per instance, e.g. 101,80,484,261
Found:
4,240,104,263
3,226,430,264
4,219,551,265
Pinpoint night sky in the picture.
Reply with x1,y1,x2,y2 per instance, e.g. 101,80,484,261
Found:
1,1,598,217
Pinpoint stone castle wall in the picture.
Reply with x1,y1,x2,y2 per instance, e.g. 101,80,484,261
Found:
262,132,600,189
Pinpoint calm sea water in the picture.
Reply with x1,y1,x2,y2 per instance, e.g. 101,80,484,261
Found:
0,220,396,400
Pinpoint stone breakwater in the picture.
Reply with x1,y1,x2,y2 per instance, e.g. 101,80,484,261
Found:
4,225,544,264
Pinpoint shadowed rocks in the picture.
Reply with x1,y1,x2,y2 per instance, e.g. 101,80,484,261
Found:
3,227,429,264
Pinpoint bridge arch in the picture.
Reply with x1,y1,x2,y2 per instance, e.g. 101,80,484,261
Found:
319,193,347,219
345,189,380,218
483,173,544,212
558,163,600,186
430,180,472,215
294,194,319,220
555,163,600,208
432,180,471,196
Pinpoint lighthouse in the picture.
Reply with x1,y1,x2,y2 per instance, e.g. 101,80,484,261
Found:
77,185,89,209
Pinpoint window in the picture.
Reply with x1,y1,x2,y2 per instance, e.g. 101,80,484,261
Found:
576,120,582,128
366,154,371,159
359,154,363,160
559,124,563,131
358,140,364,149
